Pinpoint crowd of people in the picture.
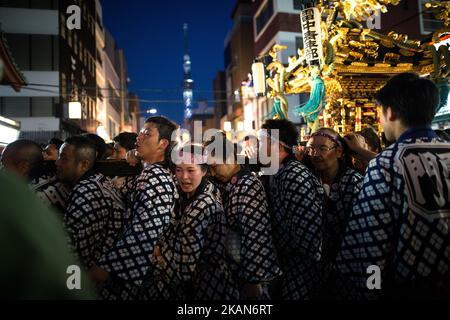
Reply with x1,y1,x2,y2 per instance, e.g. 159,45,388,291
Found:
1,72,449,300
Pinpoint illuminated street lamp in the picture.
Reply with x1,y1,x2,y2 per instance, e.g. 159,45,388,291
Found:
68,101,82,119
251,61,266,97
224,121,232,132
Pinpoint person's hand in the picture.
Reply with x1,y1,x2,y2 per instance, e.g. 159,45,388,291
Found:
125,149,140,166
153,245,161,257
88,264,109,288
153,245,166,269
344,133,368,153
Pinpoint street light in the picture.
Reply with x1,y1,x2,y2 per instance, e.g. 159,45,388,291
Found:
68,101,82,119
146,108,158,114
251,61,266,97
224,121,232,132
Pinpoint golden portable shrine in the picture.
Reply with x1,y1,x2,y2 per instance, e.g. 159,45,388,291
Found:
254,0,450,138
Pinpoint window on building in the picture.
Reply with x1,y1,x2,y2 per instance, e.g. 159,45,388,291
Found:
2,97,30,117
96,49,103,66
91,100,95,120
30,0,53,9
296,36,304,51
82,96,87,119
61,73,67,100
419,0,443,34
79,41,83,62
84,49,88,68
53,36,59,70
73,32,78,55
109,118,118,139
85,98,90,120
68,29,72,48
60,13,66,39
4,33,30,70
90,55,94,75
0,0,29,8
96,12,104,31
31,35,52,71
91,55,96,76
293,0,303,10
31,97,53,116
91,16,95,36
83,2,87,18
256,0,274,35
87,16,92,35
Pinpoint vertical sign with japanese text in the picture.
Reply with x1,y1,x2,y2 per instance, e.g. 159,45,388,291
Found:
300,7,323,65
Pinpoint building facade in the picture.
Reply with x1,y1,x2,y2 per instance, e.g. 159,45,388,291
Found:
0,0,134,144
0,0,100,143
252,0,306,129
212,70,227,130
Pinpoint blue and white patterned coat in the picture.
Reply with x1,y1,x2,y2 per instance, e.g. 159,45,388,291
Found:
268,155,325,300
97,163,178,300
222,168,282,299
335,128,450,299
145,180,238,300
64,172,125,269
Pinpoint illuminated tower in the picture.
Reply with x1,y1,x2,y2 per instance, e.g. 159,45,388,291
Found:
182,23,193,126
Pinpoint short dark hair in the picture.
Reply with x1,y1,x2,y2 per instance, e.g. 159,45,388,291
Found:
4,139,43,168
375,73,439,127
261,119,298,153
145,116,179,161
82,133,107,161
64,136,96,168
360,126,382,153
113,132,138,151
48,138,64,149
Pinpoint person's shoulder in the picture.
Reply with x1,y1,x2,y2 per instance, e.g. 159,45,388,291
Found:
279,158,317,183
368,143,397,170
186,188,222,221
136,164,172,185
72,174,102,194
343,167,363,183
235,171,263,189
141,163,171,178
192,192,220,212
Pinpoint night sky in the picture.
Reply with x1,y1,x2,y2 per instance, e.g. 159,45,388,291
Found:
102,0,235,125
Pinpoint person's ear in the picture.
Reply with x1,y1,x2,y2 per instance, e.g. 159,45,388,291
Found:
79,159,91,173
386,106,397,122
335,146,343,159
158,138,169,152
276,141,283,153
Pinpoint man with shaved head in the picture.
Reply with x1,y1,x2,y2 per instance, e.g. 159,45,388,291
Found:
1,139,44,180
57,136,125,269
1,139,69,213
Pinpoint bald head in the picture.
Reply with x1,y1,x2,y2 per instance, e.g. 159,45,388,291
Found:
1,140,43,178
